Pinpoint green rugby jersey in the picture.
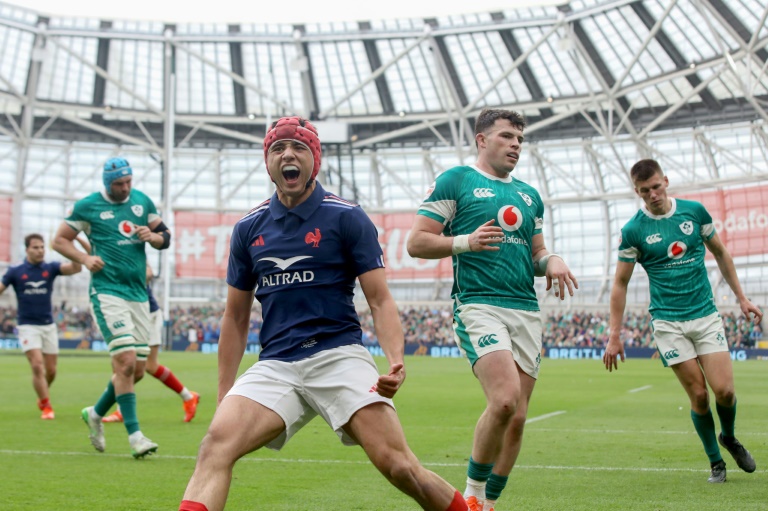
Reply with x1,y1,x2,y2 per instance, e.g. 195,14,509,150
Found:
618,198,717,321
417,165,544,311
65,189,159,302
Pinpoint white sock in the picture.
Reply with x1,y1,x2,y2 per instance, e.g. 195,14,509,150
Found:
464,478,486,499
128,431,144,444
90,408,102,420
180,388,193,401
483,499,497,511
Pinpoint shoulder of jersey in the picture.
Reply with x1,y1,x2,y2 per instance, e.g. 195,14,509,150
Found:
321,193,357,210
441,165,473,177
130,188,152,202
239,198,271,223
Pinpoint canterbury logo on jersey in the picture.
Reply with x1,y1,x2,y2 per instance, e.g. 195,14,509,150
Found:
645,233,662,244
473,188,496,198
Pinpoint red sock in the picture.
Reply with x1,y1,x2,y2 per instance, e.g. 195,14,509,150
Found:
151,365,184,393
179,500,208,511
445,490,468,511
38,398,50,410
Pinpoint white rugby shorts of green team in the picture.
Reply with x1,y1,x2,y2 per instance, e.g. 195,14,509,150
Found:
90,293,151,359
453,303,543,379
653,312,729,367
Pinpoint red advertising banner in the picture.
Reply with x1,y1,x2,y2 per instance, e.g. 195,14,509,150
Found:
174,210,454,281
680,185,768,259
0,197,11,263
174,211,244,279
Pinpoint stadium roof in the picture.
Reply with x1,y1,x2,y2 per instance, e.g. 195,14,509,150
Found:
0,0,766,149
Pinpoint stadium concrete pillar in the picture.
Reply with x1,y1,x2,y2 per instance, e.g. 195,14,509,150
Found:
162,27,177,342
12,20,46,261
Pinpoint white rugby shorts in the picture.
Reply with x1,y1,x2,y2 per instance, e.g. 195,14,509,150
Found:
226,344,394,450
653,312,729,367
148,309,163,347
453,303,543,379
18,324,59,354
90,293,151,359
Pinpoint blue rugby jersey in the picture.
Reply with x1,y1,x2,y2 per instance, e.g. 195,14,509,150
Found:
147,284,159,313
227,184,385,362
1,260,62,325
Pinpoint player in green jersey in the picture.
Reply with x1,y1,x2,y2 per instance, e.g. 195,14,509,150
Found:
604,158,762,483
408,109,578,511
52,156,172,458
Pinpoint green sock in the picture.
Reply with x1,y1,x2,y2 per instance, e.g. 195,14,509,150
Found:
116,393,140,435
467,456,494,482
691,409,722,463
94,381,116,417
485,473,508,501
716,401,737,439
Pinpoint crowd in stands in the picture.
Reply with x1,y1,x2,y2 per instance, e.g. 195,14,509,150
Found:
0,303,763,349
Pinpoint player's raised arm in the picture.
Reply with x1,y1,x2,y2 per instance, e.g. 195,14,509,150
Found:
217,285,255,404
604,260,635,371
136,217,172,251
358,268,405,399
408,216,504,259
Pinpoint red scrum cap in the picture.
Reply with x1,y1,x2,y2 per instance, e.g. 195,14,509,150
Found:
263,116,322,180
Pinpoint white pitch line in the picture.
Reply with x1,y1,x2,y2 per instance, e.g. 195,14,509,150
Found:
628,385,653,393
525,410,566,423
2,449,765,474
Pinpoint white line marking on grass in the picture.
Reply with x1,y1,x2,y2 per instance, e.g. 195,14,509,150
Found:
628,385,652,393
3,449,765,474
528,428,768,437
525,411,566,423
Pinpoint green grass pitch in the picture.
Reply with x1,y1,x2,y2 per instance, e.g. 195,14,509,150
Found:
0,351,766,510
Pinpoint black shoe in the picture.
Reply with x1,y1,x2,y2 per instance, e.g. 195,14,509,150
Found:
708,459,727,483
719,433,757,473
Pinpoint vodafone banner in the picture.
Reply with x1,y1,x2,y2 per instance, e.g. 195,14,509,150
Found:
0,197,11,263
174,210,453,281
680,185,768,258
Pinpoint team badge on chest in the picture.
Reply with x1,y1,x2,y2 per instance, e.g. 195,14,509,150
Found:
132,205,144,217
679,221,693,235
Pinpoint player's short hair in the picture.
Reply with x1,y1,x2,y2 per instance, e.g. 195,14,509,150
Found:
474,108,526,147
25,233,44,248
630,159,664,183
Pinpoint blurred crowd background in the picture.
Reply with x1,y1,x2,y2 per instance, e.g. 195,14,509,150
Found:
0,304,762,349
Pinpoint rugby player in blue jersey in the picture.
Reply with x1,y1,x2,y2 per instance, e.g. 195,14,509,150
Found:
0,233,87,419
180,117,468,511
605,159,761,483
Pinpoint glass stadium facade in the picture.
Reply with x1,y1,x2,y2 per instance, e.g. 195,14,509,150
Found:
0,0,766,310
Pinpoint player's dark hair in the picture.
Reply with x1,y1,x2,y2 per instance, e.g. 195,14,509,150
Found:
630,159,664,183
24,233,44,248
474,108,526,148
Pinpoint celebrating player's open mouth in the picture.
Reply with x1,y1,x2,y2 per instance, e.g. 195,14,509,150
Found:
281,165,302,185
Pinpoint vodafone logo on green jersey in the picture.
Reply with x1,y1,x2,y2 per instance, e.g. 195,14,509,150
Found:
497,205,523,231
667,241,687,260
118,220,137,237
